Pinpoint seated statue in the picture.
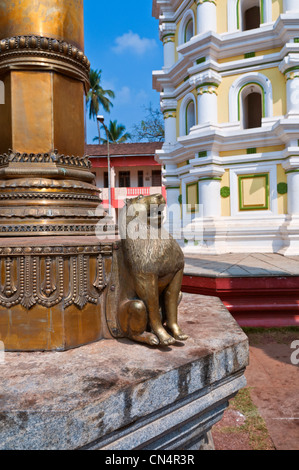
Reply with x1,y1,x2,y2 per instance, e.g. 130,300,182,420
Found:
109,193,188,347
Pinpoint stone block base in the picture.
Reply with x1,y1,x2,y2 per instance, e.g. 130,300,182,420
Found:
0,293,249,450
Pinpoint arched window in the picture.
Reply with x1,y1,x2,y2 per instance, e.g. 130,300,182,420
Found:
184,18,194,42
228,0,271,32
180,94,197,136
178,10,195,46
240,0,260,31
186,100,196,134
0,80,4,105
240,84,263,129
229,73,273,127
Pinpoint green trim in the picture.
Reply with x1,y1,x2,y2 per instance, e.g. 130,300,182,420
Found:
196,57,206,65
244,52,256,59
284,66,299,73
162,33,175,39
237,0,240,29
163,108,177,114
186,182,199,213
294,38,299,43
184,75,190,82
238,173,269,211
199,177,222,182
178,194,182,204
237,82,265,122
167,186,180,190
260,0,264,23
285,169,299,174
220,186,230,198
198,151,208,158
277,182,288,195
247,148,257,154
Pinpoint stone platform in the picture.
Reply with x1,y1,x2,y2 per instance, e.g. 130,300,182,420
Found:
183,253,299,328
0,293,248,450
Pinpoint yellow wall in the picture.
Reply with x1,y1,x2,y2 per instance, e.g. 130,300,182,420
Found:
221,169,231,216
277,164,288,215
217,0,228,34
272,0,283,21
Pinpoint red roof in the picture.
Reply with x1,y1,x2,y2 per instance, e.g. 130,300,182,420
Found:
85,142,163,157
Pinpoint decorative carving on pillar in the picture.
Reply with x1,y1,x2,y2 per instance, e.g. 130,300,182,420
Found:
0,244,112,310
0,35,90,91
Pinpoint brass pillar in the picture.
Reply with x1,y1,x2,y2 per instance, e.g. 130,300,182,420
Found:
0,0,101,236
0,0,113,351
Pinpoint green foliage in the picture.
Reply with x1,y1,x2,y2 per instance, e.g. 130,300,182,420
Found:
86,69,115,121
131,104,165,142
93,119,131,144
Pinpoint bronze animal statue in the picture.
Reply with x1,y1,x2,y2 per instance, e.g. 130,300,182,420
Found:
106,193,188,347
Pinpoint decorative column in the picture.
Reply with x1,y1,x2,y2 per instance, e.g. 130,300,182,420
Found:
280,56,299,117
283,0,299,12
161,99,178,145
286,171,299,214
196,0,217,35
190,70,221,126
160,23,176,69
192,164,224,218
283,156,299,215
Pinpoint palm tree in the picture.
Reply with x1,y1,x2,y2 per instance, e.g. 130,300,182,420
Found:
93,120,131,144
86,69,115,142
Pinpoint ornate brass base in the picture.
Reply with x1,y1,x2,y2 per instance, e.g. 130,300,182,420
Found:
0,237,114,351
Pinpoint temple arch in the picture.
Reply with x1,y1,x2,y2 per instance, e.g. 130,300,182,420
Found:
229,73,273,126
178,9,195,46
180,93,196,136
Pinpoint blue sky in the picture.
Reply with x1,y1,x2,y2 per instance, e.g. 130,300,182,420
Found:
83,0,163,144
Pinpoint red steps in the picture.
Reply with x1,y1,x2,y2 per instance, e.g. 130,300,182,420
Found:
182,275,299,327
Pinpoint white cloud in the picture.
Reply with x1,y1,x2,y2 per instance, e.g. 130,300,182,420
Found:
112,31,157,56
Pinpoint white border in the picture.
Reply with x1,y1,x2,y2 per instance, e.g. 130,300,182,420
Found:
229,162,278,217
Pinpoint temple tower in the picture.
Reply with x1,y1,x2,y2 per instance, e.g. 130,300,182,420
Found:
153,0,299,254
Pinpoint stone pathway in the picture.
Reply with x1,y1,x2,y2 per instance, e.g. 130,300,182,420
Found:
184,253,299,278
213,328,299,450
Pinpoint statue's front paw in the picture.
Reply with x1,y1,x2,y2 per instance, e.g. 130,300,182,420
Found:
167,323,189,342
156,329,176,346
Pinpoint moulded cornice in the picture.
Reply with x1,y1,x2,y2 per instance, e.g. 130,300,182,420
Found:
279,53,299,74
189,69,222,89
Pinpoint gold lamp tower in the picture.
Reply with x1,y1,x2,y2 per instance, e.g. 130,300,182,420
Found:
0,0,113,351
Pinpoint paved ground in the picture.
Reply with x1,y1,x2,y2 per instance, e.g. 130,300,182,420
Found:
184,253,299,277
212,328,299,450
